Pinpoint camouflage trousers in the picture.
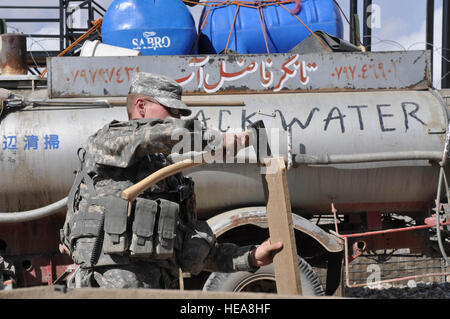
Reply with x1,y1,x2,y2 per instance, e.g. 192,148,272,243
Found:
68,261,175,289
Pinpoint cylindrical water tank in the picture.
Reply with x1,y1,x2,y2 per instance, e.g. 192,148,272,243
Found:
102,0,197,55
0,91,447,219
198,0,344,54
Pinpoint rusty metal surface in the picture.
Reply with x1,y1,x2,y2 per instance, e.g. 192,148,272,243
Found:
47,51,431,98
356,231,428,254
331,206,450,288
0,214,73,287
0,34,27,75
207,207,343,253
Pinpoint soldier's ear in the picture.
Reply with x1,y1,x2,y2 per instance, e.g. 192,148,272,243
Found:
136,98,146,118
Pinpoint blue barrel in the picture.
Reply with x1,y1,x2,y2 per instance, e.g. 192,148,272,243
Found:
102,0,197,55
198,0,344,54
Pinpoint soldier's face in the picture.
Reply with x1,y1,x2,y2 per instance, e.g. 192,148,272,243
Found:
134,97,180,120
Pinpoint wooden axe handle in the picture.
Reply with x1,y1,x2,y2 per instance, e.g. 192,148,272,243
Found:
121,159,204,202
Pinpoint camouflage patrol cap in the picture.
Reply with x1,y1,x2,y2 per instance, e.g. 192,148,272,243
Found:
129,72,192,116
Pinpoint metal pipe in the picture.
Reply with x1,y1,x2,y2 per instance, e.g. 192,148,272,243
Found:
295,151,443,165
287,126,293,170
0,34,28,75
60,0,65,52
350,0,358,21
0,6,60,9
88,1,94,26
0,197,67,223
426,0,434,80
26,34,61,39
355,240,367,251
0,19,6,35
363,0,372,51
4,19,60,23
434,167,449,264
442,0,450,88
435,126,450,264
342,220,450,239
349,0,358,44
331,203,340,234
92,0,107,13
343,236,352,288
440,124,450,167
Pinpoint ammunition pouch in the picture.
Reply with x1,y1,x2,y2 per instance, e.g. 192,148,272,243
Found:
64,149,193,267
102,196,130,255
130,198,179,260
155,199,179,259
129,198,157,257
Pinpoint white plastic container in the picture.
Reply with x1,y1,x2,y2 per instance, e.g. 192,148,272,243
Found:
80,40,142,56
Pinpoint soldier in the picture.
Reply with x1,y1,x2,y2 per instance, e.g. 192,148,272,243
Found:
59,72,283,289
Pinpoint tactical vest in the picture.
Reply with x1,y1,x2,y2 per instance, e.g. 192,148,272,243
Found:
62,148,196,269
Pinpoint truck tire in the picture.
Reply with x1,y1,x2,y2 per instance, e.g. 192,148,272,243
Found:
202,256,325,296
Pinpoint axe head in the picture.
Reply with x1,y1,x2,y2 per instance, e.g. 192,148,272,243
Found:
247,120,272,164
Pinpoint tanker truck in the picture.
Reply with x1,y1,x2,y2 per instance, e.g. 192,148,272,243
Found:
0,48,449,296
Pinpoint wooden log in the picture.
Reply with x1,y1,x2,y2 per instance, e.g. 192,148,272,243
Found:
264,157,302,295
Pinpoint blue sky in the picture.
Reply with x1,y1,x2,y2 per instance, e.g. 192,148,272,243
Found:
0,0,446,87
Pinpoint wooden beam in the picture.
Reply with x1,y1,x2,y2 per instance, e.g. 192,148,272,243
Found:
0,286,318,299
264,157,302,295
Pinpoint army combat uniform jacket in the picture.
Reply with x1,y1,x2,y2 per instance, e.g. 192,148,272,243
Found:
61,117,258,288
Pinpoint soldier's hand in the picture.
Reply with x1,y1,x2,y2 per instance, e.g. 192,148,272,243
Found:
250,239,283,267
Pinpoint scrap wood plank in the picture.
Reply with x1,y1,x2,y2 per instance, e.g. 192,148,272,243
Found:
264,157,302,295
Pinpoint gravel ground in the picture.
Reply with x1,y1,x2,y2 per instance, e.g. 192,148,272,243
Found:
345,282,450,299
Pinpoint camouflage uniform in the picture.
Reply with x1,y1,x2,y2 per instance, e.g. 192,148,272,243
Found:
60,117,258,289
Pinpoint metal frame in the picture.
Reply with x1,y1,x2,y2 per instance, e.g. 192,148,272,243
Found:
326,118,450,287
427,0,435,81
62,0,106,49
331,204,450,288
349,0,359,46
1,0,446,85
362,0,372,51
443,0,450,88
1,0,105,73
349,0,441,87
